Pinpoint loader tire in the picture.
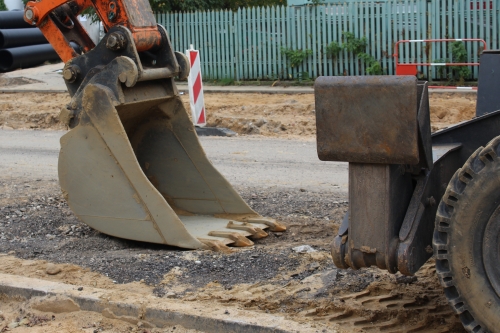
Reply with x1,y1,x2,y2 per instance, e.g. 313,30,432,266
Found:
433,137,500,333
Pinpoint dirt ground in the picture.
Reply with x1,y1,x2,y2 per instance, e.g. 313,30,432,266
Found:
0,179,464,333
0,90,474,332
0,294,199,333
0,92,477,137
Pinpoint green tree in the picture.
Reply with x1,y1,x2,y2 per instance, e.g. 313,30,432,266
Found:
0,0,8,11
152,0,285,12
22,0,286,15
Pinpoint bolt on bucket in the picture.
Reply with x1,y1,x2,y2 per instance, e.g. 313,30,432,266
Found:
58,59,285,250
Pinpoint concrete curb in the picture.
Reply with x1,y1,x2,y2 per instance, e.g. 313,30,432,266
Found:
0,273,314,333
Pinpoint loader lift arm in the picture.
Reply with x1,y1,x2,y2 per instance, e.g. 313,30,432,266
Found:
23,0,285,250
316,52,500,275
316,51,500,332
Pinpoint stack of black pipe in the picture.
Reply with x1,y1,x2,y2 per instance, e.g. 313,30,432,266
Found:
0,11,63,72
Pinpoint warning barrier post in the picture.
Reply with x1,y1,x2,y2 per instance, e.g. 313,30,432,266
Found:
186,44,206,127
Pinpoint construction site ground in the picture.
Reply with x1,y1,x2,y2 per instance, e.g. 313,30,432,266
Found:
0,90,476,135
0,81,477,332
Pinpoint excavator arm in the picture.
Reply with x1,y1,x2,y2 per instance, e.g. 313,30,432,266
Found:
24,0,161,61
24,0,185,98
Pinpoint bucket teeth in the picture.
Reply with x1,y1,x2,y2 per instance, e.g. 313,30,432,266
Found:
226,221,268,239
247,218,287,232
198,239,234,253
208,231,254,247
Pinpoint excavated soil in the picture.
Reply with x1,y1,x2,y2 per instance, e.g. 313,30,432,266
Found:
0,92,477,136
0,93,64,131
429,93,477,131
0,179,465,332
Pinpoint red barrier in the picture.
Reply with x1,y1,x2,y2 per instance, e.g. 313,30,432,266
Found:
394,39,487,76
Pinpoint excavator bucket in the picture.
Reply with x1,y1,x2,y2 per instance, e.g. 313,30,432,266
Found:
22,0,285,250
58,57,285,250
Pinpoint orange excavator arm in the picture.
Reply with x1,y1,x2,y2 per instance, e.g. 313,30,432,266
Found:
24,0,161,62
23,0,188,98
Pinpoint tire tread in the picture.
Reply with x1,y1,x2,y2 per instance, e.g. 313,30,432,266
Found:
433,142,500,333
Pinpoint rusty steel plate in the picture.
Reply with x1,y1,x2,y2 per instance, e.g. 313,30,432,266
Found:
315,76,419,164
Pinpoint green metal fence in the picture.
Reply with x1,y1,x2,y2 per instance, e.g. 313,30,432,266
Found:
156,1,500,80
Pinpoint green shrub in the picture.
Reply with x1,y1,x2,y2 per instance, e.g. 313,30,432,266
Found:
280,47,313,68
326,32,383,75
0,0,8,11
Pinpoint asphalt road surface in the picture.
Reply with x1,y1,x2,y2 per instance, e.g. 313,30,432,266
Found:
0,129,347,192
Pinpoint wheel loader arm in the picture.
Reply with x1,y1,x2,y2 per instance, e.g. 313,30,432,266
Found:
316,52,500,333
316,54,500,275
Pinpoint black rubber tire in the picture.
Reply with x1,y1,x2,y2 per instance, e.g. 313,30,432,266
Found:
433,136,500,333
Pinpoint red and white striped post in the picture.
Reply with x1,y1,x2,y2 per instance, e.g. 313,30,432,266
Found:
186,45,206,127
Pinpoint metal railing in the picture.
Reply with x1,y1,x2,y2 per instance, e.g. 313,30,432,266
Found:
394,39,487,75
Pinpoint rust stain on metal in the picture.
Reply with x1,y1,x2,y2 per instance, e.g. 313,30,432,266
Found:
315,76,419,165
